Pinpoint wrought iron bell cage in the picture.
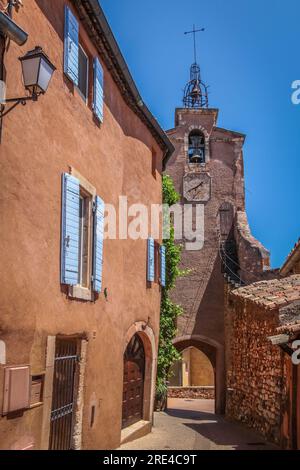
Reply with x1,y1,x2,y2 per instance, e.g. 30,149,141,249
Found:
183,63,209,109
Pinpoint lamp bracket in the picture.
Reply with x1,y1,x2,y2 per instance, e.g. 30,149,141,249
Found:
0,93,39,118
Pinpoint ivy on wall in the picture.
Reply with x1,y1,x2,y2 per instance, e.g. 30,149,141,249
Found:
156,175,186,407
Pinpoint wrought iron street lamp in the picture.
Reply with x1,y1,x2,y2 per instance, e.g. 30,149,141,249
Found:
0,46,56,118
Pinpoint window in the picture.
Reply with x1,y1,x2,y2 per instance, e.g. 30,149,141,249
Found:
188,130,205,164
61,170,104,301
77,44,89,103
79,191,92,287
64,6,104,120
154,241,160,283
147,239,166,287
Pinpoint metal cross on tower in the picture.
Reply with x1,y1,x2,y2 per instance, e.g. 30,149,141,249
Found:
183,25,209,109
184,24,205,65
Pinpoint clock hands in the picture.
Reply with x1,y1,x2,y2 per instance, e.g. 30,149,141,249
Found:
187,181,204,196
194,186,205,199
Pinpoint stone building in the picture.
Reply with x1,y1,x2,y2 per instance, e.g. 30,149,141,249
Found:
0,0,173,450
226,272,300,449
165,53,269,414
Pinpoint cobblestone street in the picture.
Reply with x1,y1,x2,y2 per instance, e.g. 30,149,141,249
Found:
120,399,278,451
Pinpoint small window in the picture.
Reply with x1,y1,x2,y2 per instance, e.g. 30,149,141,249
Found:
154,241,160,283
188,130,205,164
77,44,89,102
79,190,92,287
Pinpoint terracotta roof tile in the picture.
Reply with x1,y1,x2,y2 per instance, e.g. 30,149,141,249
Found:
277,323,300,334
231,274,300,310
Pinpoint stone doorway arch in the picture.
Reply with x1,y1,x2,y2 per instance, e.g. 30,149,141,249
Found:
173,335,225,415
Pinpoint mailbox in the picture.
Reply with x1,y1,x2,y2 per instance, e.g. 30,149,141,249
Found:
30,375,44,406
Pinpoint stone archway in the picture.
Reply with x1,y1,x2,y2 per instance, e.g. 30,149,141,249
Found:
122,322,157,428
173,335,225,415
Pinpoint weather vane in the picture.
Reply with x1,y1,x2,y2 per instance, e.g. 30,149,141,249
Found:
183,25,209,109
184,25,205,64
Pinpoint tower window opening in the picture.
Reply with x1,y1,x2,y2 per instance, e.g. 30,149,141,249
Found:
188,130,205,164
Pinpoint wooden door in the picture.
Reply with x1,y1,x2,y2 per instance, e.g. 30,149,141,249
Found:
122,334,145,429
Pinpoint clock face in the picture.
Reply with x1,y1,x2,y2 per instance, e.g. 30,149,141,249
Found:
183,173,211,202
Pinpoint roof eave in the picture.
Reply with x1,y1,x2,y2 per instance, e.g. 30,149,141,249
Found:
280,244,300,276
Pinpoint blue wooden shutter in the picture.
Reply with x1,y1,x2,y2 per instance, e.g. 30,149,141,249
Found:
93,58,104,122
64,5,79,85
160,245,166,287
147,238,155,282
61,173,80,285
93,196,105,293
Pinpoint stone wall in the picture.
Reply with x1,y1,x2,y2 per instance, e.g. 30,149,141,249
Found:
235,211,270,284
225,295,285,445
168,386,215,400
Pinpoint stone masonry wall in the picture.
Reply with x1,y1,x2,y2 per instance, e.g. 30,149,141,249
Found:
235,211,270,284
225,296,286,445
168,387,215,400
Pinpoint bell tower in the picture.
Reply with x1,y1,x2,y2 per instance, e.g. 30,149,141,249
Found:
165,27,270,414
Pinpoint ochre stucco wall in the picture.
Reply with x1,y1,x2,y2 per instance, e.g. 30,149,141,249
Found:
0,0,164,450
190,347,214,386
170,347,214,387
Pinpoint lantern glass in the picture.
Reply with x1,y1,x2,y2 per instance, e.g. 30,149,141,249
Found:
21,56,40,91
19,47,56,95
37,57,54,93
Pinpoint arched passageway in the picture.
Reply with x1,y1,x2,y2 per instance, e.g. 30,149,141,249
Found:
169,346,214,388
172,335,225,415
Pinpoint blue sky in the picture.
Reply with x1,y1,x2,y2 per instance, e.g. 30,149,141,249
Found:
101,0,300,268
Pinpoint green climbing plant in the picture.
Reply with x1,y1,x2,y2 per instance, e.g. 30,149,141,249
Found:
156,175,186,408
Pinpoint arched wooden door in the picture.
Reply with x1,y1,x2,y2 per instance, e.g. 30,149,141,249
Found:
122,334,145,428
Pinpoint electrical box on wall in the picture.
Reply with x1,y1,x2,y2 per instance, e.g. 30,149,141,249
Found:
2,365,31,415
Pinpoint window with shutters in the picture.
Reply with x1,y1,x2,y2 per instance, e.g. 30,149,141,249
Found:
64,6,104,121
61,168,104,301
147,240,166,287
